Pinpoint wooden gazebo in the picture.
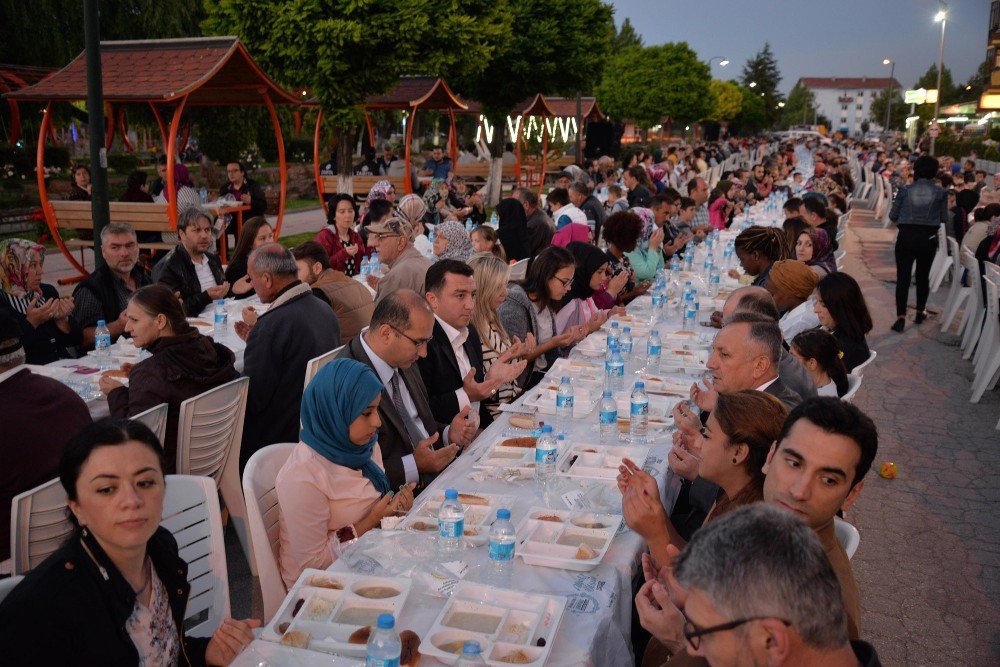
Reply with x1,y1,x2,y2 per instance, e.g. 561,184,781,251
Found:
6,37,300,278
0,64,55,145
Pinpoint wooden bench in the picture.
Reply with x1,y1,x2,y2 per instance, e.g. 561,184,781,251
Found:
454,162,521,183
48,200,176,253
321,174,406,201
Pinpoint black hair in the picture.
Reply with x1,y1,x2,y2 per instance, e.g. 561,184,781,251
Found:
326,193,358,225
913,155,939,180
817,272,872,343
602,211,643,252
130,284,191,335
363,199,394,227
791,329,849,397
291,240,331,271
783,197,802,213
547,187,570,207
802,197,827,219
778,397,878,487
522,245,575,312
425,258,474,294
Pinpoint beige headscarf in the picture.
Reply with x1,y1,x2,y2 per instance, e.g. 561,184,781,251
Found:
396,194,428,238
769,259,818,300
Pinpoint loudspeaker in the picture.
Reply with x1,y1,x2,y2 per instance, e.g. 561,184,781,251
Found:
585,121,615,159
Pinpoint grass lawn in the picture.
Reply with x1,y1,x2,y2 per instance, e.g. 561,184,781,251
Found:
282,198,321,212
278,231,315,248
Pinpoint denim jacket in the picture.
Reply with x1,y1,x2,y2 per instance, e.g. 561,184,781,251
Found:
889,179,949,228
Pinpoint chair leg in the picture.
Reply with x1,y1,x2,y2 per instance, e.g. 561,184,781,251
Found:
940,287,969,332
219,475,258,578
962,311,985,358
970,354,1000,403
973,321,996,369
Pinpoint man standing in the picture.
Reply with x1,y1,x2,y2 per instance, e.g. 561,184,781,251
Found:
237,243,341,469
72,222,152,348
365,216,432,304
570,182,607,242
419,260,526,429
420,146,452,179
292,240,374,342
686,177,711,234
152,207,230,316
764,260,821,340
219,161,267,217
514,187,554,259
337,290,476,489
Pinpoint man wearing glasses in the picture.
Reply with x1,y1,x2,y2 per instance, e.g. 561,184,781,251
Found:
219,161,267,217
338,289,476,490
365,216,432,305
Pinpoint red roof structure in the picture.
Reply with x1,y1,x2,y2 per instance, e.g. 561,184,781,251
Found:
1,64,56,143
797,77,901,90
544,97,605,121
364,76,468,111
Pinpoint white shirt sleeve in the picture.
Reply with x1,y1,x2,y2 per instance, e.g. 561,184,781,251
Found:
401,454,419,485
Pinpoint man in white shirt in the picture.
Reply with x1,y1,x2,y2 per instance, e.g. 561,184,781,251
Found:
418,260,526,429
764,259,821,340
151,206,230,316
337,289,476,490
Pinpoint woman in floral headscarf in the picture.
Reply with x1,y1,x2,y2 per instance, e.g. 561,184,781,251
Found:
0,239,79,363
623,207,665,283
432,220,474,262
422,177,450,224
359,179,395,221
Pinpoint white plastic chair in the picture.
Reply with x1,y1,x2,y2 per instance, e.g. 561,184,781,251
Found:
0,575,23,605
973,274,999,375
175,377,254,573
242,443,296,622
10,478,73,575
132,402,169,444
970,277,1000,403
303,346,345,392
841,374,862,403
959,249,986,359
834,516,860,559
940,237,971,332
929,225,950,293
161,474,231,638
509,258,529,282
851,350,877,377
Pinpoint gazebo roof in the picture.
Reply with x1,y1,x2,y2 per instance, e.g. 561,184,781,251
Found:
0,64,55,93
364,76,468,111
5,37,301,105
544,97,605,121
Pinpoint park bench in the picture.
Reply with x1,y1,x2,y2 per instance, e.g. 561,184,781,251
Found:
48,200,176,253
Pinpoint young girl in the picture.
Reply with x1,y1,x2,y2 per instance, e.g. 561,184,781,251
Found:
790,329,849,397
470,225,506,261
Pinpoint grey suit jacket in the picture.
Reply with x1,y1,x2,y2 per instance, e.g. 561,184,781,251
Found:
779,349,818,400
763,376,804,411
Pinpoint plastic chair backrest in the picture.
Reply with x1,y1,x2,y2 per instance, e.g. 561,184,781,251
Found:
132,403,169,444
851,349,877,376
242,443,296,621
841,374,862,402
986,277,998,322
985,262,1000,283
303,346,345,392
948,237,962,272
961,248,984,310
10,478,71,575
0,575,24,605
509,258,529,282
175,377,250,481
834,516,860,559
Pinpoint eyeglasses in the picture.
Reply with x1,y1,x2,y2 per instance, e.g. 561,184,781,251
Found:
553,275,574,288
370,232,401,241
683,615,791,650
388,325,431,348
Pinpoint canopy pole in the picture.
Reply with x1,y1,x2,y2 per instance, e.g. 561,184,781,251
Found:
8,100,21,145
118,107,134,152
38,102,87,279
264,91,287,238
165,97,188,230
448,109,458,166
515,115,523,183
149,102,167,150
539,118,548,196
364,111,375,147
104,102,116,151
314,108,326,215
404,108,415,195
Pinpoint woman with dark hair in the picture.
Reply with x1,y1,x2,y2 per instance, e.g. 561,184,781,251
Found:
224,216,273,298
733,226,790,287
782,215,809,252
791,329,850,397
314,193,369,276
0,418,260,665
495,197,529,261
498,245,586,387
814,272,873,373
888,154,949,331
121,171,154,203
556,241,627,333
67,164,92,201
602,210,649,304
98,285,237,467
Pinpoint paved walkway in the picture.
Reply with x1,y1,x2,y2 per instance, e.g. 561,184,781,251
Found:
840,209,999,666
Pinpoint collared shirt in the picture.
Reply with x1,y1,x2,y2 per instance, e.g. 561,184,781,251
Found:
191,254,218,293
755,376,779,393
779,298,821,340
72,266,146,330
692,203,710,230
435,315,479,425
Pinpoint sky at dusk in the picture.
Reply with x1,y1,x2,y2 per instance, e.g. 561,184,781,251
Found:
608,0,990,96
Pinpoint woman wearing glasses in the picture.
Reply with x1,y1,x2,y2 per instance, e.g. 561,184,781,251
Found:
498,246,587,390
555,241,628,334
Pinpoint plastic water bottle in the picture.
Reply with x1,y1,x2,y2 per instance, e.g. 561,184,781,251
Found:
488,509,516,580
555,377,574,431
606,320,620,350
630,382,649,445
456,641,486,666
437,489,465,555
366,613,401,667
370,250,380,274
359,256,370,276
620,326,634,358
213,299,228,341
646,329,661,371
534,425,557,493
94,320,111,362
605,344,624,392
683,297,697,329
465,217,474,233
489,210,499,227
669,255,681,272
599,390,618,444
199,186,208,204
428,226,436,245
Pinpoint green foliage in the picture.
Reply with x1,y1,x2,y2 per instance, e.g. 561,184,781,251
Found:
932,136,999,161
913,63,958,104
740,43,783,127
959,59,990,102
286,138,314,164
778,82,819,130
868,88,908,131
613,17,643,51
190,107,261,165
105,152,140,176
596,43,711,128
731,86,766,135
706,80,742,122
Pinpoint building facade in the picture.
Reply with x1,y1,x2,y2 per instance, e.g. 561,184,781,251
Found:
981,0,1000,110
798,77,901,137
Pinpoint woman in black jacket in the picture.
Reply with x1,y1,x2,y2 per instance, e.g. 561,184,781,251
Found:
0,419,259,665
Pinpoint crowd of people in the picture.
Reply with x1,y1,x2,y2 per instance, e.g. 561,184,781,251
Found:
8,131,990,666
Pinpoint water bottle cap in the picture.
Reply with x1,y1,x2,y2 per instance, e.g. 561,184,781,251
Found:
496,509,511,520
623,327,631,333
635,381,645,389
376,613,395,630
462,640,482,655
97,320,106,326
215,299,225,306
602,390,612,398
561,376,570,383
651,329,660,336
556,434,565,441
444,489,458,500
541,425,553,433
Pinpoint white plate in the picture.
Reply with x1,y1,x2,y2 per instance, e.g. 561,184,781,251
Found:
520,386,597,417
515,508,622,572
557,444,650,483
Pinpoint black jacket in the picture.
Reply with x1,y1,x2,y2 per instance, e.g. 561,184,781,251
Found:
1,283,80,364
219,177,267,217
152,244,227,317
417,320,493,429
579,195,607,241
73,263,152,325
0,527,210,666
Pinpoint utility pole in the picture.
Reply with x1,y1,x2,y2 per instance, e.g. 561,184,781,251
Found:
575,91,582,164
930,5,947,156
84,0,110,267
883,59,895,131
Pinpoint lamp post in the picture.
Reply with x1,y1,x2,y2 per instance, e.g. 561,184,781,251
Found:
708,56,730,69
931,4,947,156
882,58,895,132
84,0,110,267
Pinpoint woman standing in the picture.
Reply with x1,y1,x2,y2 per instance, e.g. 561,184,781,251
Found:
814,272,873,373
224,216,273,298
888,155,949,331
99,285,237,468
315,193,369,276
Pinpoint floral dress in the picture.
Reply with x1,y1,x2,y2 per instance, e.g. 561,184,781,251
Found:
125,566,180,667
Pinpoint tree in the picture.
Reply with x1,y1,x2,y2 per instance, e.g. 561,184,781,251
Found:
450,0,613,203
778,82,819,129
730,85,766,135
868,88,907,131
203,0,508,190
959,58,990,102
613,17,643,51
914,63,958,104
597,43,711,129
706,80,742,122
740,42,783,127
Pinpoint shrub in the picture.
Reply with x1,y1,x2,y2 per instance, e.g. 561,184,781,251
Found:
106,152,140,175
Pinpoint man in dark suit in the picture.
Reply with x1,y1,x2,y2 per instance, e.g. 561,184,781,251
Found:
419,260,526,430
336,289,477,490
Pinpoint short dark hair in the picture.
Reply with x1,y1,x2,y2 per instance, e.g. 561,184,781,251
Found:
678,197,695,210
735,290,780,321
802,197,827,219
602,211,643,252
783,197,802,213
913,155,939,180
227,161,247,173
369,289,431,332
514,186,538,208
686,177,703,194
570,182,591,197
547,187,570,207
425,258,474,294
779,397,878,487
326,193,357,225
363,199,394,226
816,272,872,343
291,240,331,270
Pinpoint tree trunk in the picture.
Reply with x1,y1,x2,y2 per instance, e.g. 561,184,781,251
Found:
335,126,357,194
485,111,506,207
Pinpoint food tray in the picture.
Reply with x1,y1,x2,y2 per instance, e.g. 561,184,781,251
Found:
519,385,597,417
399,490,516,545
538,361,604,388
556,444,650,483
613,395,677,432
573,333,607,358
418,581,566,665
473,435,539,478
636,374,692,397
515,507,623,572
601,316,652,337
656,347,709,372
261,569,412,657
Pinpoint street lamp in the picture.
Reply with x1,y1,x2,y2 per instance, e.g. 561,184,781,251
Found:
777,102,785,108
708,56,730,69
748,81,757,88
882,58,895,132
931,3,947,155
